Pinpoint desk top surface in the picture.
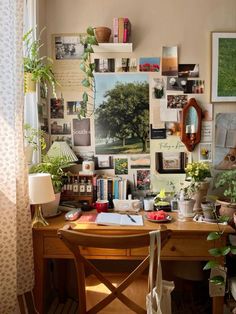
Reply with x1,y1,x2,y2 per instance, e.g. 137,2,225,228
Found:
33,210,235,235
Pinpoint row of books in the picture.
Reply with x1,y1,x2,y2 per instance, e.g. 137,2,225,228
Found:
113,17,131,43
96,177,128,203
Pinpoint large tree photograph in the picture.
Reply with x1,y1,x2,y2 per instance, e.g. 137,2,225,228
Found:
94,73,149,154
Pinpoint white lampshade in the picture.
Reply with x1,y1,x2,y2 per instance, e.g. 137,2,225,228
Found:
28,173,55,205
47,141,78,162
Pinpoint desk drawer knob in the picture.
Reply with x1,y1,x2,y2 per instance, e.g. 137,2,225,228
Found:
170,246,176,251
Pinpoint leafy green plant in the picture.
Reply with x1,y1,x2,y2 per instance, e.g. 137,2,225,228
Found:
179,181,200,200
203,205,235,285
215,169,236,203
23,27,58,97
24,123,46,152
185,161,211,182
29,156,73,193
79,27,98,119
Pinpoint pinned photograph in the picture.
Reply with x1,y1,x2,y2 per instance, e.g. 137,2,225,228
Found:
51,135,72,146
166,77,187,92
51,121,71,135
184,80,205,94
162,46,178,76
50,98,64,119
153,77,165,99
156,152,186,173
94,73,149,154
67,101,81,115
167,95,188,109
53,35,84,60
115,58,137,72
114,158,128,175
199,143,212,162
130,155,150,169
95,156,113,170
178,64,199,78
137,170,150,190
95,58,115,72
139,57,160,72
73,118,91,146
165,122,181,136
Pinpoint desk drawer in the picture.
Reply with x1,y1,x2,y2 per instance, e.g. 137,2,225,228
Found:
44,237,126,257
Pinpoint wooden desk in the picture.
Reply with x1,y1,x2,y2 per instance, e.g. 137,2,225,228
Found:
33,211,234,314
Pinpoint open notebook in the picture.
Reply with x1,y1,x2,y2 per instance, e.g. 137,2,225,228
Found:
96,212,143,226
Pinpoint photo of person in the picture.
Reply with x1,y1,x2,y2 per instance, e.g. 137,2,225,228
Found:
54,35,84,60
50,121,71,135
50,98,64,119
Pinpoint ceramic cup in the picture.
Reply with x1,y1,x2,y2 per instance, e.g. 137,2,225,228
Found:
95,200,109,213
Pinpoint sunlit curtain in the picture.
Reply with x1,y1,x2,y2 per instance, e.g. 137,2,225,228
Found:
0,0,34,312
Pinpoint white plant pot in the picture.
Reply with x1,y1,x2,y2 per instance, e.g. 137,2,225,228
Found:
178,199,196,218
42,192,61,217
24,145,34,165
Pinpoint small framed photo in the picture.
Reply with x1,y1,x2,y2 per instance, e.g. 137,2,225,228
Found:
156,152,186,173
211,32,236,102
95,156,113,170
199,143,212,162
52,34,85,60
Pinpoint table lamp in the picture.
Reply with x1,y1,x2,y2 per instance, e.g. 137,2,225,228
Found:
47,141,78,162
29,173,55,227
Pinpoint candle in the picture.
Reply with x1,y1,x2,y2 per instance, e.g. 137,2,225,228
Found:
186,125,191,133
191,124,196,133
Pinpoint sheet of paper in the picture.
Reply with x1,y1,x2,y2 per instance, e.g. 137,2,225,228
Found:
201,121,213,143
160,100,178,122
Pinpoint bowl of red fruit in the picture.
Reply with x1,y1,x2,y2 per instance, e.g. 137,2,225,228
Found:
145,210,172,223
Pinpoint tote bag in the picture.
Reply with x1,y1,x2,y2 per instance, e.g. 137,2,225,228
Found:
146,230,175,314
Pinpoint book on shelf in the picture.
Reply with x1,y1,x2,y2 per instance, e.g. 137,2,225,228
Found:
96,212,143,226
113,17,119,43
113,17,131,43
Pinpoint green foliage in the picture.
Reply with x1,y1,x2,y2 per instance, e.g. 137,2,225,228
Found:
185,161,211,182
23,27,58,97
29,156,73,193
215,169,236,203
78,27,98,119
24,123,46,152
95,81,149,153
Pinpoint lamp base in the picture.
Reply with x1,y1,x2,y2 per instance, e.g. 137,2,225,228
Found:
32,204,49,227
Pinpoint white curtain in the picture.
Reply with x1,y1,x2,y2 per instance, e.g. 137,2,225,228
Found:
0,0,34,312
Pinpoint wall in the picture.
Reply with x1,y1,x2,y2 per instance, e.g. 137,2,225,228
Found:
40,0,236,192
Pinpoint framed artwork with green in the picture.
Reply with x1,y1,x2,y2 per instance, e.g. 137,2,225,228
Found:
211,32,236,102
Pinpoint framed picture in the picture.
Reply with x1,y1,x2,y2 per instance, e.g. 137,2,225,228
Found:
199,143,212,162
155,152,186,173
95,156,113,170
211,32,236,102
52,34,85,60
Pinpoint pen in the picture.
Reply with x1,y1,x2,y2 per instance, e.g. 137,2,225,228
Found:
127,214,136,223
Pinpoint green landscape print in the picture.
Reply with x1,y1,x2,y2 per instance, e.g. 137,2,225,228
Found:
94,73,149,154
218,38,236,96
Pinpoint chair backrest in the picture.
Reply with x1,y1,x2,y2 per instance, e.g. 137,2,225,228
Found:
58,225,172,314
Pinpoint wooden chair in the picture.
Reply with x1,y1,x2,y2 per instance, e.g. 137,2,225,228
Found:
58,225,172,314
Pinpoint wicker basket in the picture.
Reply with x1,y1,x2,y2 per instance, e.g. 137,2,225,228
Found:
95,27,111,43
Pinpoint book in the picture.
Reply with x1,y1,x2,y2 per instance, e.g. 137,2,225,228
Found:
113,17,119,43
96,212,143,226
77,213,98,223
118,17,125,43
123,18,131,43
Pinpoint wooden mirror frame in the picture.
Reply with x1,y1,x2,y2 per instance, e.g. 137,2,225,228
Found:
180,98,202,152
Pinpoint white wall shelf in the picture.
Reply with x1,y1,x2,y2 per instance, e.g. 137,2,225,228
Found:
92,43,133,53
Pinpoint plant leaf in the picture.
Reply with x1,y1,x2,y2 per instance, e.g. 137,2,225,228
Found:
231,246,236,254
82,78,90,88
208,248,222,257
210,275,225,285
82,92,88,103
207,232,221,241
203,260,219,270
220,246,231,256
87,26,95,36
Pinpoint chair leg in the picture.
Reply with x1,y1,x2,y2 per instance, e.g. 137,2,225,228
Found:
17,295,26,314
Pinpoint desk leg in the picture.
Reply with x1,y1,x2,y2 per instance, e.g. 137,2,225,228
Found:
212,296,224,314
33,232,45,314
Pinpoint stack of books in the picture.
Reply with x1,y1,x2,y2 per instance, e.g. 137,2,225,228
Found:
96,176,128,203
113,17,131,43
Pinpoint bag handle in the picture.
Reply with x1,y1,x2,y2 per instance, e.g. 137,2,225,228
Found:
148,230,163,299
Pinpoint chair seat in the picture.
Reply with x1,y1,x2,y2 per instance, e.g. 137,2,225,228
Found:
86,273,148,313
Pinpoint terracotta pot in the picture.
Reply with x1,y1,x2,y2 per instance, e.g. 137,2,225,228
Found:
216,199,236,218
192,181,210,213
24,72,36,93
95,27,111,43
42,192,61,217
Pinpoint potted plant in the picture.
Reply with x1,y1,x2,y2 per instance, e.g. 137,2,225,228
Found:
177,182,197,218
78,27,98,119
24,123,46,164
29,155,73,216
215,169,236,218
185,161,211,212
23,27,58,96
153,189,171,211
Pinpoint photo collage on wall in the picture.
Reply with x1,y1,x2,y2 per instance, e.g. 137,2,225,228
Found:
48,34,212,192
